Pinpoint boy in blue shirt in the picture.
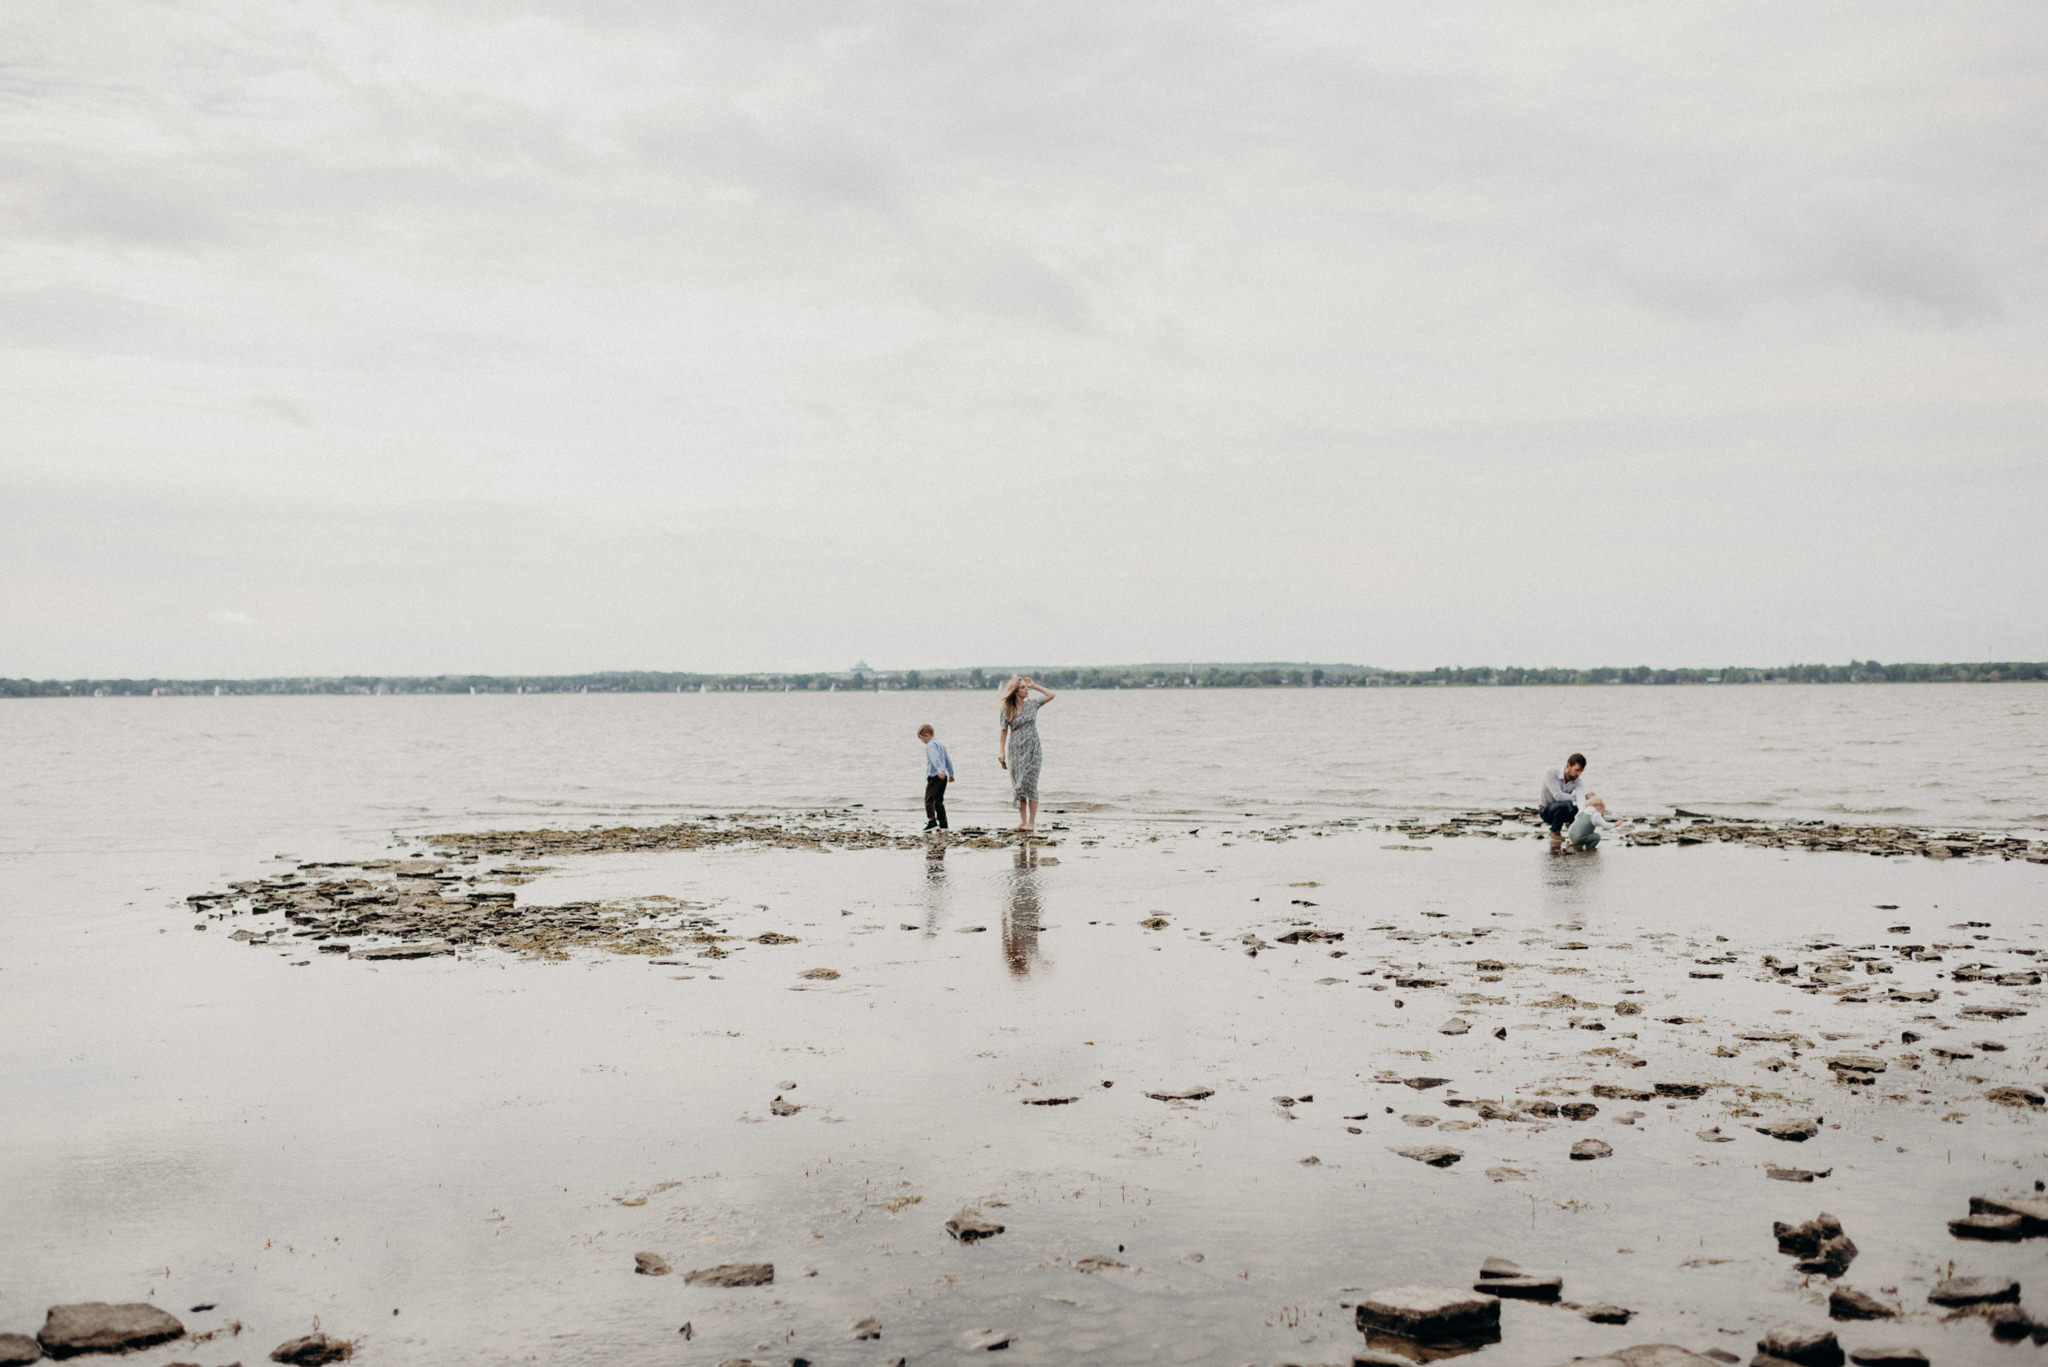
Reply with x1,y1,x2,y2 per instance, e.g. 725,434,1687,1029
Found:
918,724,954,830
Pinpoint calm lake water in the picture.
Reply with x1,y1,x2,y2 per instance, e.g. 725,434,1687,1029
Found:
2,685,2043,1366
3,684,2044,862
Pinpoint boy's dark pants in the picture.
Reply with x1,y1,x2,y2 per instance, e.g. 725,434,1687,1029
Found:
924,775,949,829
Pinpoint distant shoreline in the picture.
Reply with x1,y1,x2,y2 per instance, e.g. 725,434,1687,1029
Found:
6,659,2045,697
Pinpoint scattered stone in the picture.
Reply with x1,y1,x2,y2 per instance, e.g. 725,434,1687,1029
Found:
683,1262,774,1287
270,1333,355,1364
1143,1087,1214,1102
1484,1166,1527,1182
1774,1215,1844,1257
1392,1145,1463,1167
1073,1255,1128,1273
1987,1086,2044,1108
1654,1082,1707,1098
1796,1234,1858,1277
955,1328,1014,1352
1972,1193,2048,1231
1757,1323,1843,1367
850,1316,881,1340
1825,1054,1886,1078
1755,1118,1820,1142
1949,1213,2024,1240
1766,1166,1832,1182
1592,1085,1652,1101
797,968,839,980
1828,1287,1896,1320
1540,1346,1719,1366
1021,1096,1077,1106
1576,1304,1635,1324
945,1210,1005,1242
634,1251,671,1275
1353,1286,1501,1345
1697,1127,1735,1143
1570,1138,1613,1160
1477,1257,1521,1278
1560,1102,1599,1121
1474,1273,1561,1301
1928,1275,2018,1306
349,943,455,960
1958,1005,2024,1020
1846,1350,1926,1367
0,1336,39,1366
769,1096,803,1116
37,1304,184,1358
1439,1017,1472,1036
1402,1076,1449,1090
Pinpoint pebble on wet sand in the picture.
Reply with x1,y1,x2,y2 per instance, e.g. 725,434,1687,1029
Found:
1354,1286,1501,1346
37,1304,184,1359
1755,1117,1820,1142
634,1252,670,1276
1392,1145,1462,1167
1570,1138,1613,1160
0,1334,39,1366
849,1316,881,1340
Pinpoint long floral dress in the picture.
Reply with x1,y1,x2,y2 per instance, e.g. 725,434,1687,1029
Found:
1004,697,1043,804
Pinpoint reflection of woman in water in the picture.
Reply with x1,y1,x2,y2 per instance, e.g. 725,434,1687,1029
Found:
1003,844,1043,977
997,675,1057,833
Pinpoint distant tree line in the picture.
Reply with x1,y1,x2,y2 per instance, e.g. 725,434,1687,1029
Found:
3,658,2044,698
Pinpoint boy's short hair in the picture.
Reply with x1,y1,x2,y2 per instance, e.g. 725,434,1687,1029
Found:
917,724,934,738
1567,752,1587,769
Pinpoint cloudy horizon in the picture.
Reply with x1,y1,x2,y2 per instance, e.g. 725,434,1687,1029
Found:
5,2,2045,678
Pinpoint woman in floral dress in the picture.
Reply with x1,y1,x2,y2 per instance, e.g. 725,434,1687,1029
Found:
997,675,1057,833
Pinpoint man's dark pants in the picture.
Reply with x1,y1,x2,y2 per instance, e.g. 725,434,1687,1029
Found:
1539,801,1576,833
925,775,949,829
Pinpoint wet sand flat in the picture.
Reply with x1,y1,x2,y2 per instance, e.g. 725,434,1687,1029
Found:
5,820,2044,1366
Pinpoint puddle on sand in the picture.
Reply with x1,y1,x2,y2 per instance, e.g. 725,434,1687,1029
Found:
4,828,2045,1366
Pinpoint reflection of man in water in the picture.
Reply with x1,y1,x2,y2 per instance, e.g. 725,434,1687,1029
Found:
1003,845,1043,977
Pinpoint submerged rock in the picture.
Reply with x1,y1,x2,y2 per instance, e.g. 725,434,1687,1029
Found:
37,1304,184,1358
1757,1323,1843,1366
682,1262,774,1287
270,1333,355,1364
0,1335,40,1366
1392,1145,1462,1167
944,1209,1005,1242
1541,1346,1719,1366
1828,1287,1895,1320
1143,1087,1214,1102
1354,1285,1501,1345
1755,1117,1820,1142
1928,1275,2018,1306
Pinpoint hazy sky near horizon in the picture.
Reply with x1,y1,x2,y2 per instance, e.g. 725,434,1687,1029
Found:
4,2,2045,677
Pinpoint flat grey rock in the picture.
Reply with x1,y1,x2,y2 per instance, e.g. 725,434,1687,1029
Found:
350,942,454,959
1354,1285,1500,1345
1827,1287,1895,1320
1577,1303,1635,1324
1143,1087,1214,1102
1543,1347,1721,1367
1758,1322,1842,1366
1392,1145,1462,1167
1950,1212,2023,1239
1928,1274,2018,1305
850,1316,881,1340
1438,1017,1471,1035
37,1303,184,1358
269,1332,355,1364
1571,1138,1614,1160
1474,1273,1561,1301
944,1209,1005,1242
1477,1257,1522,1278
1825,1054,1886,1075
955,1328,1014,1351
1755,1118,1819,1142
682,1261,774,1287
0,1334,40,1366
1846,1350,1926,1367
1975,1193,2048,1228
1766,1165,1831,1182
633,1251,670,1275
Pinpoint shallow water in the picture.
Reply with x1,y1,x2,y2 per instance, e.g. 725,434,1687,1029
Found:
2,691,2045,1365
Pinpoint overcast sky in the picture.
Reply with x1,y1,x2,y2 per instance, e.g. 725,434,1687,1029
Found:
4,2,2044,677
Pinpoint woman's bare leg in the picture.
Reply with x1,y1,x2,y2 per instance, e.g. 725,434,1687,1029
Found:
1014,800,1029,832
1023,799,1038,832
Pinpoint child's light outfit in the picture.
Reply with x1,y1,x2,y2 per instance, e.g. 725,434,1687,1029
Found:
1567,802,1616,848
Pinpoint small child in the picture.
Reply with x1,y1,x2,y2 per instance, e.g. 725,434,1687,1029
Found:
918,724,954,830
1566,793,1617,849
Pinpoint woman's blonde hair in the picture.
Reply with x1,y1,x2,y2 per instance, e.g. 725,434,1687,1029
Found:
998,675,1026,722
